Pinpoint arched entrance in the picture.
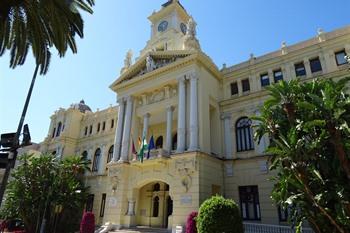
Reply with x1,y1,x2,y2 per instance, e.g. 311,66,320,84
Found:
136,181,173,228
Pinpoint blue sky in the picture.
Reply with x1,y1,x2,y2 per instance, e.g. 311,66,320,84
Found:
0,0,349,143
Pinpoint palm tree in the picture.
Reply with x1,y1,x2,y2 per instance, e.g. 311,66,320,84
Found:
0,0,94,74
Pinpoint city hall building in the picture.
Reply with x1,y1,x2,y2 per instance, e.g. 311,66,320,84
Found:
39,0,350,231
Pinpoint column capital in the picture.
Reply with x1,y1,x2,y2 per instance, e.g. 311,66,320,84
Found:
125,95,134,103
221,112,232,120
166,106,174,112
117,97,125,104
177,76,186,82
144,113,151,118
188,72,198,80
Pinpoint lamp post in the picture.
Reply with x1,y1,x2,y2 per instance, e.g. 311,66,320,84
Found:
0,64,39,206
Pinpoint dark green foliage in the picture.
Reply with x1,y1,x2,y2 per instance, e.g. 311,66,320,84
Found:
254,78,350,233
0,154,90,233
0,0,94,74
196,196,243,233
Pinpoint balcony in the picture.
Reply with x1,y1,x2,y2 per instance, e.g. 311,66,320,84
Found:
244,223,314,233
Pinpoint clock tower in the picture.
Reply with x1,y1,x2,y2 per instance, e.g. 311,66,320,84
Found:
139,0,197,56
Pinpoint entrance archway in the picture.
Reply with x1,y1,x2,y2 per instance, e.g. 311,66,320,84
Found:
136,181,172,228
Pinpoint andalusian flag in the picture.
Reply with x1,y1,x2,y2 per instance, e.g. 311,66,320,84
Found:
138,136,148,163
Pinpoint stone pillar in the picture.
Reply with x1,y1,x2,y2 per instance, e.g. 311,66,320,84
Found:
166,106,174,153
177,77,186,153
120,96,133,162
222,113,233,159
98,145,106,175
112,98,125,162
304,58,312,78
189,74,199,151
142,113,150,139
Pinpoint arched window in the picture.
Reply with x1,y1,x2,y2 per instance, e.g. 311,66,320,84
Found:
155,136,163,149
153,196,159,217
153,183,160,192
107,145,114,163
82,151,88,161
56,122,62,137
92,148,101,172
236,117,254,152
172,133,177,151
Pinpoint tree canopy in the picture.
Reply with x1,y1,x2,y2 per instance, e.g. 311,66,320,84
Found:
0,154,90,233
254,78,350,233
0,0,94,74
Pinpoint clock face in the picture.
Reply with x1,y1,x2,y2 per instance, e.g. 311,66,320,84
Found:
158,21,168,32
180,23,187,35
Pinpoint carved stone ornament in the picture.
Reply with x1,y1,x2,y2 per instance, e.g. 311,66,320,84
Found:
120,49,133,74
175,158,197,192
146,55,156,72
184,17,201,51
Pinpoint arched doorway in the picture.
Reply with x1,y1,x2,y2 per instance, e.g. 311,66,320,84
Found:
136,181,172,228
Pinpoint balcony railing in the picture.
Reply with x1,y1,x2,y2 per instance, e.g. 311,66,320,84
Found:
244,223,314,233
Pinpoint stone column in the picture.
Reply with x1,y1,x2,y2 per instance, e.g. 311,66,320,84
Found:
112,98,125,162
98,145,106,175
222,113,233,159
142,113,150,139
177,77,186,153
120,96,133,162
304,58,312,78
166,106,174,153
189,74,199,151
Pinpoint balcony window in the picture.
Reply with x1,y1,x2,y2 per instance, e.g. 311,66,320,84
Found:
295,62,306,77
260,73,270,87
335,50,347,66
230,82,238,95
242,79,250,92
310,57,322,73
273,69,283,83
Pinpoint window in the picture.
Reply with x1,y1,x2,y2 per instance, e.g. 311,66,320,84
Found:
111,119,115,129
335,50,347,66
260,73,270,87
107,145,114,163
153,196,159,217
295,62,306,77
278,205,290,222
273,69,283,83
236,117,254,152
97,123,101,133
56,122,62,137
89,125,93,135
100,193,107,217
155,136,163,149
242,79,250,92
52,128,56,138
84,127,88,136
153,183,160,191
82,151,88,160
309,57,322,73
102,121,106,131
230,82,238,95
92,148,101,172
239,186,261,220
86,194,94,212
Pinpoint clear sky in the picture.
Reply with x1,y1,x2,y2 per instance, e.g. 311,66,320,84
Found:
0,0,349,143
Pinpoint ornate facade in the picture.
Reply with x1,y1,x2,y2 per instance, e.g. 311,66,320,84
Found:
40,1,350,232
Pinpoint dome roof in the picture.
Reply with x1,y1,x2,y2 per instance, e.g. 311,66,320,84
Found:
72,100,92,113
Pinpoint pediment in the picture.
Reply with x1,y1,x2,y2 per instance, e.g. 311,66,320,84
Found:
114,51,193,86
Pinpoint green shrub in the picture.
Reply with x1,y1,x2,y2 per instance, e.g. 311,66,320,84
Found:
196,195,243,233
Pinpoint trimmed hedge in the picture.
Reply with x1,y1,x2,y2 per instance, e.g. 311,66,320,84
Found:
196,196,243,233
186,211,198,233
